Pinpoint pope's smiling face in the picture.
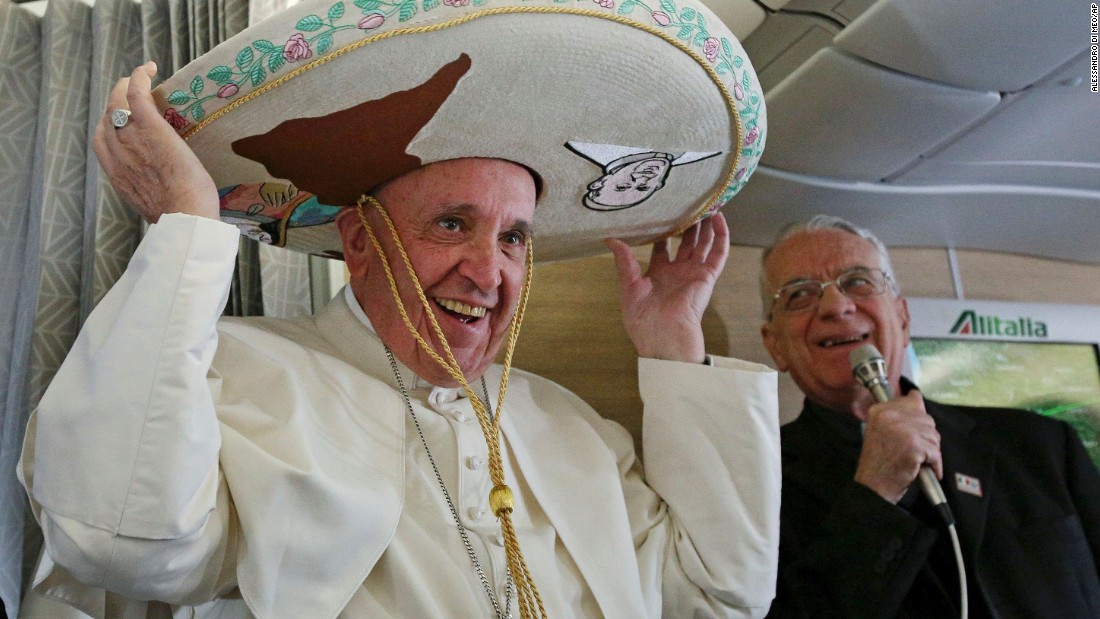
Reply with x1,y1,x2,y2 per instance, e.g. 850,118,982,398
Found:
338,158,537,387
761,228,910,417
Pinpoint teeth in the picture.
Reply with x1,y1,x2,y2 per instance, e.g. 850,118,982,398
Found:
435,298,487,318
823,335,864,347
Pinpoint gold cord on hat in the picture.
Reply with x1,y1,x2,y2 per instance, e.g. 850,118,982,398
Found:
355,195,546,619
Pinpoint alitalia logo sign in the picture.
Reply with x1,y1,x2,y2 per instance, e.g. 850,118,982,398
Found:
949,310,1049,338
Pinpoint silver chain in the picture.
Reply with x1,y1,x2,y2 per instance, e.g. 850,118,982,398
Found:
384,346,514,619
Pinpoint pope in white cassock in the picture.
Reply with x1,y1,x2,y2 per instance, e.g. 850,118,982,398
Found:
18,2,780,618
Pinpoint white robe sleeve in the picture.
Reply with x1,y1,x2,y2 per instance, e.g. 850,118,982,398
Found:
634,355,780,618
19,213,242,608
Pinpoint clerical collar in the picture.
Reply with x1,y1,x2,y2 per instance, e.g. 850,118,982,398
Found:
342,285,466,401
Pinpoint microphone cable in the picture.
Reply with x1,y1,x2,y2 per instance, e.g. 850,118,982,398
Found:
948,521,969,619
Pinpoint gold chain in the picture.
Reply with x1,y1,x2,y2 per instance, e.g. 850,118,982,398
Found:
355,195,546,619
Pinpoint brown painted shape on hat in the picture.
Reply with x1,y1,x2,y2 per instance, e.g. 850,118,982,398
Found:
231,53,473,207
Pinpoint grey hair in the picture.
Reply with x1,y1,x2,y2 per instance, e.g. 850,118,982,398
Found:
759,214,900,317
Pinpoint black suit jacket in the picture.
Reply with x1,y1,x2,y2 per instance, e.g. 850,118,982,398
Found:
766,383,1100,619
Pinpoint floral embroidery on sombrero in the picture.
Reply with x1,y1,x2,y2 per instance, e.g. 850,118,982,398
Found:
744,126,760,146
283,33,314,62
600,0,765,205
166,2,359,122
163,108,190,131
617,0,765,203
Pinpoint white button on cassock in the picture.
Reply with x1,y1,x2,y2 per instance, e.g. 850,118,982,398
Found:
428,387,461,406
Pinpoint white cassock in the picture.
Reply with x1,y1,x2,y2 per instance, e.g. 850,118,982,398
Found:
19,214,780,619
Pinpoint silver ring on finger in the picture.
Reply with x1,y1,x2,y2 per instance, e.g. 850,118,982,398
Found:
111,109,133,129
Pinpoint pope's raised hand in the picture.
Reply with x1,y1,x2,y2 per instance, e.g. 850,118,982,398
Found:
92,61,219,223
606,214,730,364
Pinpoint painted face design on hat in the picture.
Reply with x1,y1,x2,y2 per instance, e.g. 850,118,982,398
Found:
566,140,720,212
217,182,342,246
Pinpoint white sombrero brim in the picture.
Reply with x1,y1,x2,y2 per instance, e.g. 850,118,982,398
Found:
155,0,766,261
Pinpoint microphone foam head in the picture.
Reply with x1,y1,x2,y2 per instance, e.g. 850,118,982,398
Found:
849,343,884,371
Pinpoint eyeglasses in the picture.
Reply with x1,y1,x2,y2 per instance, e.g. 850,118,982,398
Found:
769,267,895,315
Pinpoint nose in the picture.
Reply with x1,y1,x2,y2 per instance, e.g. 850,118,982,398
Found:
457,236,503,292
816,282,856,318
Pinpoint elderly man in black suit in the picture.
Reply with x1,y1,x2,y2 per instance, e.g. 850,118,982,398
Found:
758,214,1100,618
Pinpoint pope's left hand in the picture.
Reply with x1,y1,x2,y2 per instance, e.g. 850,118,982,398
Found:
606,214,729,364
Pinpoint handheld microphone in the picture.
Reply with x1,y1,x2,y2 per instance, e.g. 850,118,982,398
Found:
849,344,951,515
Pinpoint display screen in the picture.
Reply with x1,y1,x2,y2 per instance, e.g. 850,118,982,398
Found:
910,339,1100,470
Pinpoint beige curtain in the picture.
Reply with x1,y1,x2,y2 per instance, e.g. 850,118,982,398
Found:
0,0,320,615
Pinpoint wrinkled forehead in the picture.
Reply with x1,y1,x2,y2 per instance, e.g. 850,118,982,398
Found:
375,160,537,231
766,229,883,286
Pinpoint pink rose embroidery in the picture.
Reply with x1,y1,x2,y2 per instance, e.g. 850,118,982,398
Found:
735,167,747,181
733,83,744,101
443,0,469,5
283,33,312,63
217,83,239,99
744,127,760,146
164,108,189,131
703,37,720,62
358,13,384,29
593,0,614,7
652,11,671,26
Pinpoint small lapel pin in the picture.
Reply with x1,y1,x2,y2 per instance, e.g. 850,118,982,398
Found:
955,472,983,497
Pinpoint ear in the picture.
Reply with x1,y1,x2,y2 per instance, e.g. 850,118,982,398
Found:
761,321,789,373
898,295,911,347
336,207,370,280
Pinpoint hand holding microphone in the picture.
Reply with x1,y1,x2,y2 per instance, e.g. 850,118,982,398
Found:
849,345,951,519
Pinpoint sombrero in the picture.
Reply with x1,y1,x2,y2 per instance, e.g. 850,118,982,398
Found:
153,0,766,261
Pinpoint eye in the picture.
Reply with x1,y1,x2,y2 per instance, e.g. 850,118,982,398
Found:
501,230,527,247
844,275,872,287
785,286,812,301
436,216,462,233
840,270,881,295
781,282,821,311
